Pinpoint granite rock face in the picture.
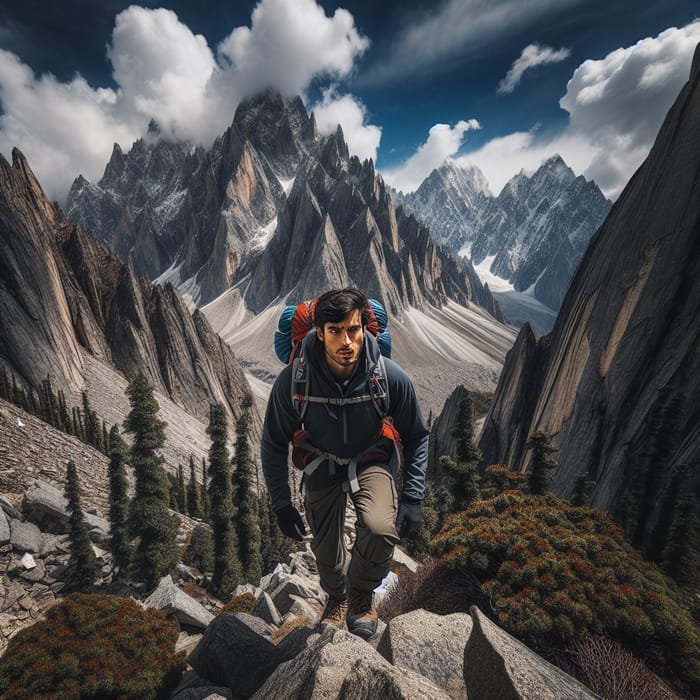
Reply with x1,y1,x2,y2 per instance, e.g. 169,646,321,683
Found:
464,607,599,700
479,44,700,521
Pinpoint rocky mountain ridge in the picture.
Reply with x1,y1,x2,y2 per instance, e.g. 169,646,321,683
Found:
478,44,700,520
65,91,502,322
399,156,612,311
0,148,258,441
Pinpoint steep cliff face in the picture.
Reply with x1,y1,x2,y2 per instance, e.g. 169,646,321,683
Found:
0,148,257,431
479,45,700,518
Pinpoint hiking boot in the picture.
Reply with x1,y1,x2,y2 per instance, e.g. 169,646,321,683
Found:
346,588,377,639
320,595,348,628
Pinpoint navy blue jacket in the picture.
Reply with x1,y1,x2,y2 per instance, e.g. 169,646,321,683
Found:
261,330,429,512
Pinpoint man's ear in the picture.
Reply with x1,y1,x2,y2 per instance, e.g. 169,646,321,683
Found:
316,326,324,342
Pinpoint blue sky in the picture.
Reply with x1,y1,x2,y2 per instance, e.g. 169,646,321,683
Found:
0,0,698,202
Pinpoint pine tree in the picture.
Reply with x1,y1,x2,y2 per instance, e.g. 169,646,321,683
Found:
108,426,132,575
176,464,187,513
64,461,98,592
258,495,273,574
635,392,684,554
452,395,482,464
232,394,262,583
183,525,214,573
187,455,202,519
58,390,72,434
440,455,479,511
571,473,596,507
202,457,210,523
123,374,179,590
526,431,557,495
661,492,700,588
102,422,110,455
648,463,689,561
207,403,243,597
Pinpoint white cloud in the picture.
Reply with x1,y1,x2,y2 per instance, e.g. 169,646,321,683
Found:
0,49,136,202
364,0,582,85
107,6,216,139
498,43,570,94
559,20,700,197
310,89,381,162
217,0,368,99
0,0,369,201
381,120,481,193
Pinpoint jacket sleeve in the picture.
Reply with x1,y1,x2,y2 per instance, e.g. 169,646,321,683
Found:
385,361,429,502
260,364,301,512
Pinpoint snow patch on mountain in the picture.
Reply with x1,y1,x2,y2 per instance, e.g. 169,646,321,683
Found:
472,256,514,293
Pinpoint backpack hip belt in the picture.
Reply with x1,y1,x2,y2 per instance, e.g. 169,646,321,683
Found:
292,418,403,494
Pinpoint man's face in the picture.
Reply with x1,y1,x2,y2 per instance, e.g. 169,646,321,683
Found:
317,309,364,379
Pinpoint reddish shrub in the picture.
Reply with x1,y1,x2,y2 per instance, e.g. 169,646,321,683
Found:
0,593,185,700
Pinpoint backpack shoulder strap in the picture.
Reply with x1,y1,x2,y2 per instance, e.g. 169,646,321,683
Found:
368,354,390,418
291,343,311,422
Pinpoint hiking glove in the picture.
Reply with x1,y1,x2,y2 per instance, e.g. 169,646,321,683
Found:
396,499,422,539
275,504,307,541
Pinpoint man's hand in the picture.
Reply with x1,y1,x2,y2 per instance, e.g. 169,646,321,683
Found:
275,504,307,541
396,499,422,539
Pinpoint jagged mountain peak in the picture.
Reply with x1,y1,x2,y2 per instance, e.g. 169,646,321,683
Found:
1,148,258,437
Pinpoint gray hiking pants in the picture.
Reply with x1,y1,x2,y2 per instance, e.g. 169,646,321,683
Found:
304,465,400,597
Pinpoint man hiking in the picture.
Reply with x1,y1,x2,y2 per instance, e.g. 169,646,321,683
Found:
261,287,429,638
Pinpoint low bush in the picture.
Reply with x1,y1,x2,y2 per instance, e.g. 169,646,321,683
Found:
570,635,681,700
222,591,256,615
431,491,700,696
0,593,185,700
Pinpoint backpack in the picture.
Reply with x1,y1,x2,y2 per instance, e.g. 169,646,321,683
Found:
273,298,402,490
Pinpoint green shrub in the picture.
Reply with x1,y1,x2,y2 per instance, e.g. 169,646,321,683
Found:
480,464,526,498
431,491,700,695
0,593,185,700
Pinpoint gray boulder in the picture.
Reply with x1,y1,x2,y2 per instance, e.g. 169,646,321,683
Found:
23,480,110,543
144,575,214,629
0,510,9,545
464,607,599,699
0,495,21,520
377,609,472,699
270,574,324,616
251,625,451,699
233,612,274,640
188,613,290,697
252,591,283,626
10,520,43,553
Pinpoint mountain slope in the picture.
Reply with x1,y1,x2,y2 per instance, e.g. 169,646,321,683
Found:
478,45,700,521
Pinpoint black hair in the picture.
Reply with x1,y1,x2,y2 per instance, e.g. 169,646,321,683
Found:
314,288,371,328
